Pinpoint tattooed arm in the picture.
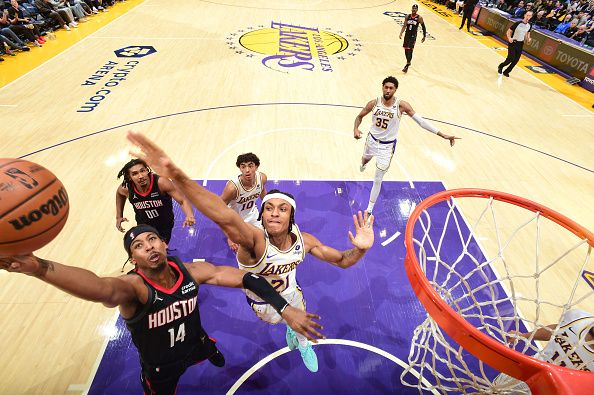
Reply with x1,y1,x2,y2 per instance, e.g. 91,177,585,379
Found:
0,254,140,310
302,211,375,269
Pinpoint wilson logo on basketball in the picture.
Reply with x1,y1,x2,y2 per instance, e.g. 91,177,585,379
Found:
8,187,69,231
227,22,362,74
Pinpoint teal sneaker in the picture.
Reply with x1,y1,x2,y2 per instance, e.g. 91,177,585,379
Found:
285,326,298,351
298,342,318,372
359,163,367,172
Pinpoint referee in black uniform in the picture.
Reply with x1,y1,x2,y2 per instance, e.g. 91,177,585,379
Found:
498,11,533,77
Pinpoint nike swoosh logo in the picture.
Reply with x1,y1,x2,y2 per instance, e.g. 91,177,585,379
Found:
266,253,278,259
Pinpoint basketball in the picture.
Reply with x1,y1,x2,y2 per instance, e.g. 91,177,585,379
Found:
0,159,69,255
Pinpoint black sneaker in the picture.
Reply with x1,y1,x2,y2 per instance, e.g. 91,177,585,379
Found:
208,349,225,367
402,64,409,73
19,46,31,52
503,72,510,77
497,65,503,74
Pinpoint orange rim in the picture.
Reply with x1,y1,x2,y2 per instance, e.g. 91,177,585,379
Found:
404,188,594,394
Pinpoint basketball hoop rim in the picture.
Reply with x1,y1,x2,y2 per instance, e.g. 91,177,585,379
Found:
404,188,594,393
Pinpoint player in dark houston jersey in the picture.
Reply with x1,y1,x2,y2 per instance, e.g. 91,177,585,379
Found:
116,159,196,243
399,4,427,73
0,225,322,395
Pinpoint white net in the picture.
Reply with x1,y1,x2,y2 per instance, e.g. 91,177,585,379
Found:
400,193,594,394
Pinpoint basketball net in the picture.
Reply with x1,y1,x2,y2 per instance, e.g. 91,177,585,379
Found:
400,189,594,394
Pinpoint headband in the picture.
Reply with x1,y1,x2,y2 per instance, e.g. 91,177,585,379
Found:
124,224,162,256
261,193,296,211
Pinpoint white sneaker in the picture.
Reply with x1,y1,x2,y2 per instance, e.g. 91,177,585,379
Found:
64,25,71,31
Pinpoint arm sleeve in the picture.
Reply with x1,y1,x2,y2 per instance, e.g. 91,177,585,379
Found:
412,113,439,134
421,22,427,37
242,272,289,314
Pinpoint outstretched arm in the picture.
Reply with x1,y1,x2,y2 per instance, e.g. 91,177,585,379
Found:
186,261,324,341
354,100,375,139
115,185,129,232
127,131,258,249
399,100,461,146
259,172,268,199
0,254,139,309
159,177,195,227
510,324,557,342
304,211,374,269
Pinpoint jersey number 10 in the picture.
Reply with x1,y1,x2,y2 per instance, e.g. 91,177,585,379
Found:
241,200,255,211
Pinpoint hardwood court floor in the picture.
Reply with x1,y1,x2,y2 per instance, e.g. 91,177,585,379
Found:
0,1,592,393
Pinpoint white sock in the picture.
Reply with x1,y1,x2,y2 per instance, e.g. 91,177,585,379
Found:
367,168,386,212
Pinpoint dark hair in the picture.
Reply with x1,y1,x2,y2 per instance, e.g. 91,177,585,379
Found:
236,153,260,168
382,76,399,89
117,159,151,187
258,189,296,232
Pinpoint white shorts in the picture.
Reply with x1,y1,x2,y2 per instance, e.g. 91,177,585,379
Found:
363,133,397,171
246,287,305,324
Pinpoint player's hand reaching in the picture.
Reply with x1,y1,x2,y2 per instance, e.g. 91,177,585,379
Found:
183,216,196,227
116,216,128,232
0,254,46,276
354,129,363,139
282,306,324,342
349,210,374,251
127,131,187,182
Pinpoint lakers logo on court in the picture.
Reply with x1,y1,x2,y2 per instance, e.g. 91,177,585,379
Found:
226,22,362,73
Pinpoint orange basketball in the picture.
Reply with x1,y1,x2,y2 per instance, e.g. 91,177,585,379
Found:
0,159,69,255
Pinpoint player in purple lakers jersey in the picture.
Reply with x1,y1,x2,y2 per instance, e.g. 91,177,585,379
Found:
0,225,322,395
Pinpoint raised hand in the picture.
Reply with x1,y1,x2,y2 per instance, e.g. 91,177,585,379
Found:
126,131,186,181
348,210,374,251
182,216,196,227
116,216,128,232
282,306,324,342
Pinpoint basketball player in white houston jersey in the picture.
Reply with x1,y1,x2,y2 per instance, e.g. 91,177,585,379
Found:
353,76,460,215
220,153,267,252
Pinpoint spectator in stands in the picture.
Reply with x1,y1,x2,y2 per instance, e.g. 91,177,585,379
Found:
0,30,30,53
496,0,508,11
63,0,91,21
34,0,75,30
576,11,590,25
8,0,45,46
533,10,550,27
554,14,573,33
513,0,527,17
563,17,580,36
569,24,589,41
51,0,78,26
1,7,40,47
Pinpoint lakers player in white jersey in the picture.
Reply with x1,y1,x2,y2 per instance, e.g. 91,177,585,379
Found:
127,131,375,374
495,309,594,391
220,153,268,252
354,76,460,215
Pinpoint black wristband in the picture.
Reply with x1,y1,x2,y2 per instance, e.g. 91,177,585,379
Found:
242,272,289,314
